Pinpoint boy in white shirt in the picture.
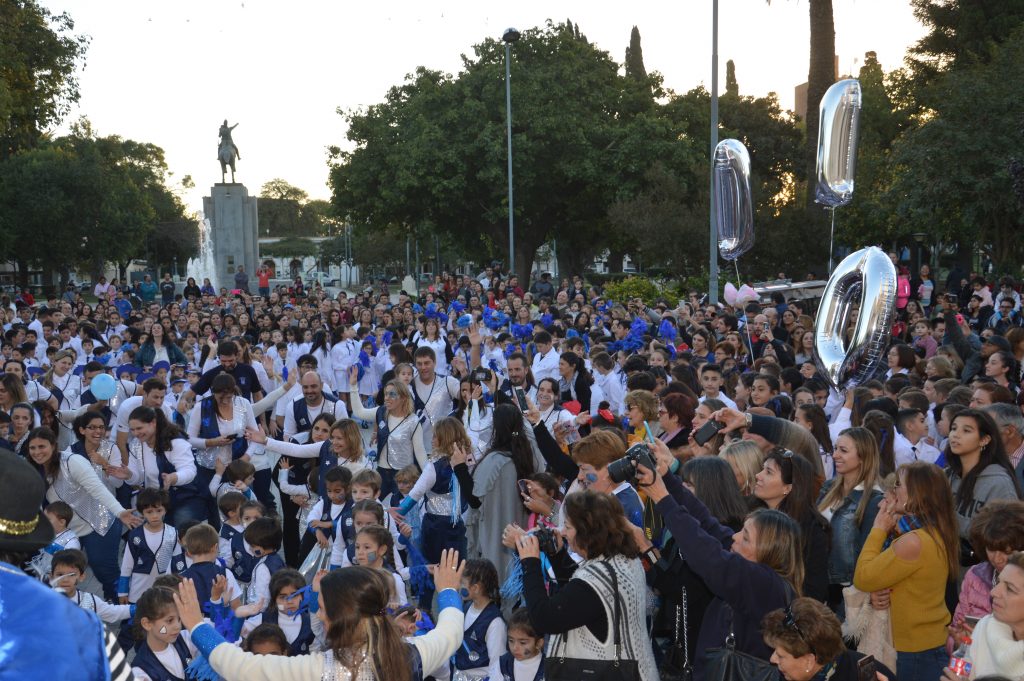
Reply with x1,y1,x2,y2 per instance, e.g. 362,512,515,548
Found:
894,408,942,466
699,363,738,410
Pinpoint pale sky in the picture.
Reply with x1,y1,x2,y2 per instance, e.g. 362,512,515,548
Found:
44,0,926,213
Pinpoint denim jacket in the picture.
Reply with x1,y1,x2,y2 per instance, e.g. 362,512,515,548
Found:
821,480,883,585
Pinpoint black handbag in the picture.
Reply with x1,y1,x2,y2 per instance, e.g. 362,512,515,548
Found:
704,604,777,681
544,561,641,681
658,586,693,681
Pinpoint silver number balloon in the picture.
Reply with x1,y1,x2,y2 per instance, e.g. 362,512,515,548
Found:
813,246,896,390
815,79,862,208
713,139,754,261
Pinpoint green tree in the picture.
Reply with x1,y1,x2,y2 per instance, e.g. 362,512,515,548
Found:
329,20,696,282
907,0,1024,90
0,125,192,287
883,26,1024,272
725,59,739,96
624,26,647,80
0,0,89,158
259,178,328,236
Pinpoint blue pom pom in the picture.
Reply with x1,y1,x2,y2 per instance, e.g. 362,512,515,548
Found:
186,655,222,681
541,313,553,327
456,314,473,328
659,319,677,341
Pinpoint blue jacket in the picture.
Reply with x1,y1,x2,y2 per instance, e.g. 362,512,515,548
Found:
818,480,882,585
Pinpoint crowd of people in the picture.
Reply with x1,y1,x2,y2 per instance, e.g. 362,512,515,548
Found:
1,260,1024,681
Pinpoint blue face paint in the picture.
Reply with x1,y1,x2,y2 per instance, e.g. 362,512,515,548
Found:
585,473,599,485
460,587,470,599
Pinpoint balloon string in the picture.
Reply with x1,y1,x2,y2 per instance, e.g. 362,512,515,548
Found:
828,208,836,274
736,260,754,366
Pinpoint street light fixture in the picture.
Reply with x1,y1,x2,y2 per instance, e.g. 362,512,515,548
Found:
503,27,520,279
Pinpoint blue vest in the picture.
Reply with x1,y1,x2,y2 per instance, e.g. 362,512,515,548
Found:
263,608,315,656
253,553,286,582
171,553,188,575
220,522,240,545
499,652,545,681
199,396,247,460
454,602,502,670
315,440,337,498
78,389,112,426
131,637,192,681
180,560,228,606
230,531,257,582
315,498,353,542
292,392,338,432
152,436,202,504
126,525,176,575
429,457,468,516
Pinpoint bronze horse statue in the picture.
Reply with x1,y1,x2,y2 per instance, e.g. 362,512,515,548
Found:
218,120,240,183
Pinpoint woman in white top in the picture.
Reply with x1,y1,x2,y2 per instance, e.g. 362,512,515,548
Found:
417,318,450,377
248,417,368,497
42,350,84,446
535,378,575,433
28,426,141,601
174,549,467,681
348,367,428,501
69,411,126,495
452,376,493,461
127,405,202,526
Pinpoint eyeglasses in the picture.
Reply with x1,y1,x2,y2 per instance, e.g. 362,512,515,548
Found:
783,604,814,654
384,391,399,399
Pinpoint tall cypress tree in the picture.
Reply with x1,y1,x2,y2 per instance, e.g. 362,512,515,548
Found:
726,59,739,96
624,25,647,80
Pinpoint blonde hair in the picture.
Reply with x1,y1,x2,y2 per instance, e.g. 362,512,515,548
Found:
331,419,365,462
750,508,805,597
573,429,627,469
383,379,414,417
624,390,659,422
43,349,77,388
719,439,764,496
432,417,472,459
817,427,882,525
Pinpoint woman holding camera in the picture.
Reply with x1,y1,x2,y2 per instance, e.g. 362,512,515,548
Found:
762,597,895,681
571,429,645,529
639,439,804,680
508,489,659,680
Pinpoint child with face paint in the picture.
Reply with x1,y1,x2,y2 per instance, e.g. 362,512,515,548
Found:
353,524,408,608
50,548,134,625
241,569,316,656
487,608,545,681
131,586,198,681
454,559,506,680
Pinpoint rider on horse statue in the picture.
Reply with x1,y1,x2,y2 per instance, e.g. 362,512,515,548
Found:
218,120,241,182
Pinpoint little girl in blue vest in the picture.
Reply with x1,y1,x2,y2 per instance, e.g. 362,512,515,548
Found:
241,569,316,656
353,524,409,608
395,417,471,609
130,585,198,681
488,608,545,681
118,489,183,605
454,558,506,681
243,517,286,608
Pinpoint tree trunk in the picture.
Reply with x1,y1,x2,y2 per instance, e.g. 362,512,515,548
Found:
15,259,29,290
606,246,625,273
805,0,836,208
515,240,539,287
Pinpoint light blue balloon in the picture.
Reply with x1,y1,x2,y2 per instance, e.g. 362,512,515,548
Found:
90,373,116,400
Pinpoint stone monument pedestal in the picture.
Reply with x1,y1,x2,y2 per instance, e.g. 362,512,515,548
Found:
202,183,259,290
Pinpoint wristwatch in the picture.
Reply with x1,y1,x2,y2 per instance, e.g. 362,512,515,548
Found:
744,412,753,429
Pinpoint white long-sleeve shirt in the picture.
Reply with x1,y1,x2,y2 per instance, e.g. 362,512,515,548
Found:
46,453,128,538
330,339,359,391
197,603,464,680
118,524,182,602
187,397,259,467
531,349,560,383
127,437,197,490
70,590,134,624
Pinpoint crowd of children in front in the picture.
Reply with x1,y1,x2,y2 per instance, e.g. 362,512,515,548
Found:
37,412,545,681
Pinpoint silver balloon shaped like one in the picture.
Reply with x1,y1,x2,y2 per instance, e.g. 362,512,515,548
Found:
815,79,862,208
713,139,754,261
813,246,896,390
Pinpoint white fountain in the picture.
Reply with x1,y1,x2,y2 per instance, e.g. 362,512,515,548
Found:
187,217,218,290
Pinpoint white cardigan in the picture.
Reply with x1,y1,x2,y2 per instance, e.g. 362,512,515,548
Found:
45,454,126,538
201,605,463,680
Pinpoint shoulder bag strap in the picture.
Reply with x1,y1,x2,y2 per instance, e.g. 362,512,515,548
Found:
602,560,623,661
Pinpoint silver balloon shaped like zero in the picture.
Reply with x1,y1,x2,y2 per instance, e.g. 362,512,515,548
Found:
813,246,896,390
815,79,862,208
713,139,754,261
